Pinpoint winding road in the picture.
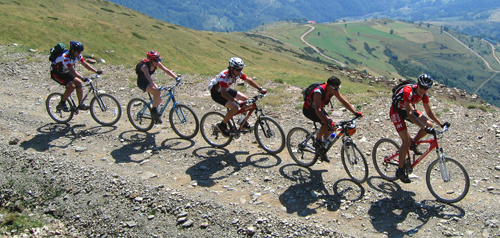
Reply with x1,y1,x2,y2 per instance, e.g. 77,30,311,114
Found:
300,25,346,67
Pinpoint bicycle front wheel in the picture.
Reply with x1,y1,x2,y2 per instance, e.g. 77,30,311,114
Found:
200,111,232,148
254,116,285,154
341,142,368,184
286,127,317,167
169,104,199,139
46,92,74,123
372,138,400,181
90,93,122,126
127,98,154,132
426,157,469,203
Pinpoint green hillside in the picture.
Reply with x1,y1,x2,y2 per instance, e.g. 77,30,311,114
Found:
256,19,500,106
0,0,332,84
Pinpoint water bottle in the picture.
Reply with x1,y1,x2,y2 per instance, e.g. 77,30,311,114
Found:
324,131,336,146
237,113,246,125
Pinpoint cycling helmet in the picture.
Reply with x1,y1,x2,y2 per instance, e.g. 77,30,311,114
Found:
417,74,433,88
146,51,162,62
229,57,246,68
69,41,84,52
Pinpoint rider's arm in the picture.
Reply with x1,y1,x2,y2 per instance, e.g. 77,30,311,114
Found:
313,92,330,125
404,101,426,129
244,78,262,91
334,90,357,115
157,62,178,79
67,66,85,81
423,102,442,126
81,61,99,74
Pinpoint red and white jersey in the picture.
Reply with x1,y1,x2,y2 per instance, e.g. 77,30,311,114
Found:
211,69,248,92
52,52,85,74
394,85,429,110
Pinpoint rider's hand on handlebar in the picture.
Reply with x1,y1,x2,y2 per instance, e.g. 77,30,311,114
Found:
355,111,363,118
441,122,450,128
425,126,436,134
259,87,267,94
82,78,90,82
328,121,335,128
96,70,103,75
176,77,182,82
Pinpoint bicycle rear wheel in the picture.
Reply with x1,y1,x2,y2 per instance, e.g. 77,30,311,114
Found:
127,98,154,132
426,157,469,203
200,111,232,148
90,93,122,126
286,127,317,167
169,104,199,139
46,92,74,123
372,138,400,181
341,141,368,184
254,116,285,154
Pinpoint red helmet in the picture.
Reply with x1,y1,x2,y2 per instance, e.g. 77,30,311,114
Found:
146,51,162,62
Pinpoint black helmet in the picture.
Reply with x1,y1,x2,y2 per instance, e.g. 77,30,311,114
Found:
417,74,433,88
69,41,84,52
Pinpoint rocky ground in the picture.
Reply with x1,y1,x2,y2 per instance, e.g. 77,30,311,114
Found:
1,45,500,237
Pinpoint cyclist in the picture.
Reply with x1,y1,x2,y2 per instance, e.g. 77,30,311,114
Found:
303,76,363,161
390,74,450,183
136,51,180,124
50,41,103,112
209,57,267,136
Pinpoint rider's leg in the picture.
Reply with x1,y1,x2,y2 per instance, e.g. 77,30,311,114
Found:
62,81,76,102
72,78,84,104
145,85,162,111
412,114,433,142
222,92,248,123
398,129,412,168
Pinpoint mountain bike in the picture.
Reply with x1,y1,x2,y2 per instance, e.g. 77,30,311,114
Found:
46,74,122,126
286,115,368,184
371,125,470,203
126,79,199,139
200,93,285,154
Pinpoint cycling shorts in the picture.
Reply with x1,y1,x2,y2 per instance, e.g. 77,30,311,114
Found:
390,106,422,132
137,76,150,91
51,72,75,86
303,106,327,124
211,88,238,106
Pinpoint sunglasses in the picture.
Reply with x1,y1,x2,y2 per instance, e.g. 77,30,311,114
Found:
234,68,243,72
329,85,340,90
419,85,429,90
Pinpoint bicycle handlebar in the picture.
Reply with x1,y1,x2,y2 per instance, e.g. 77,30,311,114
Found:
158,78,183,91
242,93,267,105
337,115,361,127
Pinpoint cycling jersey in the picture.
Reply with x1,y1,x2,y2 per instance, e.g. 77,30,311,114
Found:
393,85,429,110
136,60,157,91
303,84,331,109
210,69,248,93
51,52,85,74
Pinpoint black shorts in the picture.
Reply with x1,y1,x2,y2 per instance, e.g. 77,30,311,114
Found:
211,88,238,106
303,106,327,123
51,72,75,86
137,76,150,91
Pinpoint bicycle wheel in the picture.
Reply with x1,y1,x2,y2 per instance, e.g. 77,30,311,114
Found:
286,127,318,167
372,138,400,181
46,92,74,123
426,157,470,203
254,116,285,154
169,104,199,139
127,98,154,132
341,141,368,184
200,111,232,148
90,93,122,126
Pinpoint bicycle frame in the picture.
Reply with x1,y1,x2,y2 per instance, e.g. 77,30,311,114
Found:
144,82,182,116
228,94,266,133
67,75,101,112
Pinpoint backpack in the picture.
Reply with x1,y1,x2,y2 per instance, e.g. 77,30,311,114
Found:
391,79,416,108
302,82,324,102
49,43,67,63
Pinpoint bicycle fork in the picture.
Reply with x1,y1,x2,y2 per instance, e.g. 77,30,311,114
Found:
437,148,451,182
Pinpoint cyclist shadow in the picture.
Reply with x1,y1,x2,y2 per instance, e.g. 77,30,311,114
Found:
186,147,282,187
367,176,466,237
278,164,365,217
111,130,161,164
20,123,117,152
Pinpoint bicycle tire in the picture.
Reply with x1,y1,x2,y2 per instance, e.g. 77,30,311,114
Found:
426,157,470,203
254,116,285,154
286,127,318,167
46,92,74,123
127,98,154,132
200,111,232,148
341,142,369,184
169,104,199,139
90,93,122,126
372,138,400,181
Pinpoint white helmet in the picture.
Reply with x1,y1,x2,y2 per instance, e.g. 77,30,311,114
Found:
229,57,246,68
